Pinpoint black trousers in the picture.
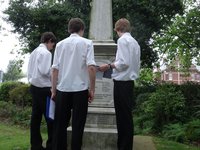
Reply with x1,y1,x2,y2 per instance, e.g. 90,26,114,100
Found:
52,89,88,150
114,80,134,150
30,84,53,150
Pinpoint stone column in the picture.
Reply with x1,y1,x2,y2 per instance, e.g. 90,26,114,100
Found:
67,0,118,149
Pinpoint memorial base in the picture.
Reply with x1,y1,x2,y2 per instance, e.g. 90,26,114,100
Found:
67,127,117,150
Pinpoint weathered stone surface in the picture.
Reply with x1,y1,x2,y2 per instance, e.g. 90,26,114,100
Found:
67,127,117,150
89,0,113,41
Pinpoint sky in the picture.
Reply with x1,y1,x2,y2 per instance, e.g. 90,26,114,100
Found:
0,1,30,77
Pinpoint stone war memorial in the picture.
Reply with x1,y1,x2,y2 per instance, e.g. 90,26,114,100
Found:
67,0,118,149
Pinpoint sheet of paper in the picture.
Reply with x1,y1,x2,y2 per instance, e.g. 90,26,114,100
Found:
49,99,55,120
95,66,104,80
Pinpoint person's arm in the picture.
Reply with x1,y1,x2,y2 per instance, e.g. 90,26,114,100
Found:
98,63,116,72
88,65,96,103
113,39,130,71
39,52,52,76
51,68,58,100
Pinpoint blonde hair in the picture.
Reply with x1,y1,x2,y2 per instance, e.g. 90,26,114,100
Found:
114,18,131,33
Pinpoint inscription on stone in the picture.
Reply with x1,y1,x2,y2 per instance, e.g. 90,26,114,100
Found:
94,79,113,102
86,114,116,126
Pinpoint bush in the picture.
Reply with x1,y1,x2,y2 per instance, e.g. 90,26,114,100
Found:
0,81,24,102
162,123,188,143
162,119,200,143
179,81,200,116
0,101,10,117
9,84,32,109
0,101,32,126
142,83,186,125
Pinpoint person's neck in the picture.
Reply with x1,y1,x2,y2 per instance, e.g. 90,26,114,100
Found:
42,43,49,50
73,30,84,37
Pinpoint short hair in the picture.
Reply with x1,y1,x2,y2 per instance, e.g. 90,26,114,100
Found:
68,18,85,34
40,32,57,44
114,18,132,33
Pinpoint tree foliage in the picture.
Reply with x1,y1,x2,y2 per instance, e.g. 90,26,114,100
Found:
3,0,184,68
2,60,26,82
152,0,200,72
112,0,184,68
135,68,159,86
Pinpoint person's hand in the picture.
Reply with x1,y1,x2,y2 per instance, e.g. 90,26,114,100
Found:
51,92,56,100
98,64,108,72
88,90,94,103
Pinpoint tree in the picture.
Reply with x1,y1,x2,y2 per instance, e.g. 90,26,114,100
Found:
112,0,184,68
152,0,200,73
2,60,26,82
3,0,184,68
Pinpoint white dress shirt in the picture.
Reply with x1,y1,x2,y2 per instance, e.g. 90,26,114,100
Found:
27,44,52,87
51,34,96,92
112,33,140,81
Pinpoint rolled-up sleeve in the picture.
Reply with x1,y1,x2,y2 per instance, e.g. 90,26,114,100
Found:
39,52,52,76
114,39,130,71
51,45,59,70
86,41,96,67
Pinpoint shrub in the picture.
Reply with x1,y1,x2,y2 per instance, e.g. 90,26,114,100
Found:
185,119,200,141
0,101,10,117
142,83,185,125
162,119,200,143
9,84,32,109
136,92,151,106
162,123,188,143
179,81,200,116
0,81,24,102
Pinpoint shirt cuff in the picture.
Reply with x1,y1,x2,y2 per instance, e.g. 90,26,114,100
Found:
51,65,59,70
87,61,96,67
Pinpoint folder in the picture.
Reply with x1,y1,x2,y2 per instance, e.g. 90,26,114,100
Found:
46,97,55,121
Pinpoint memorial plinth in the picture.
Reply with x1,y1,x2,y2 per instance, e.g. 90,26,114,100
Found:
67,0,118,149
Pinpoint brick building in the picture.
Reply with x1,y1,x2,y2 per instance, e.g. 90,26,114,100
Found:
156,59,200,85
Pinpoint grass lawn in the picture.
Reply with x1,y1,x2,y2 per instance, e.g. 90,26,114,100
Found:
153,136,200,150
0,121,48,150
1,120,200,150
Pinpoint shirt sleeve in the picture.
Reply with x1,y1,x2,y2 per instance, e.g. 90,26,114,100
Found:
86,40,96,67
38,51,52,76
51,45,59,70
114,38,130,71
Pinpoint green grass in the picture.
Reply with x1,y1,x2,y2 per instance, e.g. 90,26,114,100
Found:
0,121,48,150
1,120,200,150
153,136,200,150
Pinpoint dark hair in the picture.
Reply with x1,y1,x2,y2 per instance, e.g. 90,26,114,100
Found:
114,18,132,33
40,32,57,44
68,18,85,34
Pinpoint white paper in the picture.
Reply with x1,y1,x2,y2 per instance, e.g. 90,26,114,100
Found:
49,99,55,120
95,66,104,80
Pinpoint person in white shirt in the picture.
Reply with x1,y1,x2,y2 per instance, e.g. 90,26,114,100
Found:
51,18,96,150
98,18,140,150
28,32,57,150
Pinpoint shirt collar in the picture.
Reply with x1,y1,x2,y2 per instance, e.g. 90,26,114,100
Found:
121,32,131,37
39,43,48,50
70,33,80,37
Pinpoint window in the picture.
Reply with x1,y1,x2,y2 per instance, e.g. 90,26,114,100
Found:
191,73,194,81
197,74,199,81
169,73,172,80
